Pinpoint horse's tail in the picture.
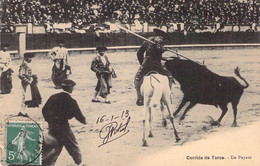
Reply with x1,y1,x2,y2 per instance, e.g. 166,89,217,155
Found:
149,75,162,108
149,74,160,89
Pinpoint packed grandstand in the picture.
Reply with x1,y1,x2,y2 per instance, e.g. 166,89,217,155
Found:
0,0,259,33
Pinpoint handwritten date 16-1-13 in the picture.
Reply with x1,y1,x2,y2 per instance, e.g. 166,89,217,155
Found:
96,110,130,124
96,110,131,147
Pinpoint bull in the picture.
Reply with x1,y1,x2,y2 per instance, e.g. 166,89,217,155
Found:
165,57,249,127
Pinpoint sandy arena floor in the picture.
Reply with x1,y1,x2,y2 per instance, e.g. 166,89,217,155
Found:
1,48,260,166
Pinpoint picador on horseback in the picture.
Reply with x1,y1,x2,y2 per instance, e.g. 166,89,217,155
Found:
134,28,174,106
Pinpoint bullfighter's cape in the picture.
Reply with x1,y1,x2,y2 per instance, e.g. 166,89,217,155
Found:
25,75,42,108
0,68,13,94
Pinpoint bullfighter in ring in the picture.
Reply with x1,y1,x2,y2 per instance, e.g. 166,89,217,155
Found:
134,28,173,106
48,40,71,89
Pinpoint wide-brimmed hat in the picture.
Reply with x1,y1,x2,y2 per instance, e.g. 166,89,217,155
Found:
24,53,35,58
153,28,170,39
96,46,108,51
61,79,76,87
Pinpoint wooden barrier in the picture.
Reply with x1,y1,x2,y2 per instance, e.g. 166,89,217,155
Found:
2,31,260,59
7,43,260,59
2,31,260,50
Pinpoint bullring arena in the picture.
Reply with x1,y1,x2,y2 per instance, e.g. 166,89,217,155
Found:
1,46,260,166
1,0,260,165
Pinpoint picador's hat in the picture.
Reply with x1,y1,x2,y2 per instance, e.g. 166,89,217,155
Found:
62,79,76,87
24,53,35,58
96,46,108,51
153,28,170,39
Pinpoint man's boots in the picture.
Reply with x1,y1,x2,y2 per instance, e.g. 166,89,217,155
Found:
136,84,144,106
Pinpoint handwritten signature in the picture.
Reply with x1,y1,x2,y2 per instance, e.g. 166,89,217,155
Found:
98,113,130,147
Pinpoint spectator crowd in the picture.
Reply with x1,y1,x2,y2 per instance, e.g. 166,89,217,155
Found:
1,0,259,33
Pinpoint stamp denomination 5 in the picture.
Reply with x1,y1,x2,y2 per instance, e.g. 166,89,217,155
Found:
5,118,43,165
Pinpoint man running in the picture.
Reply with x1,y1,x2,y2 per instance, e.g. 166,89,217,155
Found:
42,79,86,165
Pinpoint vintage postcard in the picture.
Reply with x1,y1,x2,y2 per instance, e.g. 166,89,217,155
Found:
1,0,260,166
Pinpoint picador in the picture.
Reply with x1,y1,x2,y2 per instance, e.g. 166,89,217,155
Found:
134,28,174,106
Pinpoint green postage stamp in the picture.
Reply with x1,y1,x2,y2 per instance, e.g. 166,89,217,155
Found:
5,120,42,165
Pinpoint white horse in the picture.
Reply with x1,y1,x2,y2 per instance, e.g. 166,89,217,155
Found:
141,73,180,146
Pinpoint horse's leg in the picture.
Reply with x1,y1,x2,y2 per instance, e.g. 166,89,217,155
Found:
142,119,147,146
164,94,181,142
180,102,196,120
173,97,188,117
142,98,150,146
160,102,167,127
148,107,153,137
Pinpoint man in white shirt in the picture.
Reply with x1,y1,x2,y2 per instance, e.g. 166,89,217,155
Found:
49,40,71,89
0,43,13,94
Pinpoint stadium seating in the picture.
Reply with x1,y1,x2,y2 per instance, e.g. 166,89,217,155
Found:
1,0,259,33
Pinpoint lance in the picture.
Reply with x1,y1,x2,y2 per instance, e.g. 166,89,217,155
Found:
114,24,202,65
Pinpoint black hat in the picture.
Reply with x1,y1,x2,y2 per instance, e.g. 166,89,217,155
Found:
153,28,170,39
24,53,35,58
96,46,108,51
1,43,9,48
61,79,76,87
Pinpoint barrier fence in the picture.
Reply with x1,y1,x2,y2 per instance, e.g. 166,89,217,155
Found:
1,31,260,51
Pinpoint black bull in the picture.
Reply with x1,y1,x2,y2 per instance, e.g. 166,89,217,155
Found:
165,58,249,127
